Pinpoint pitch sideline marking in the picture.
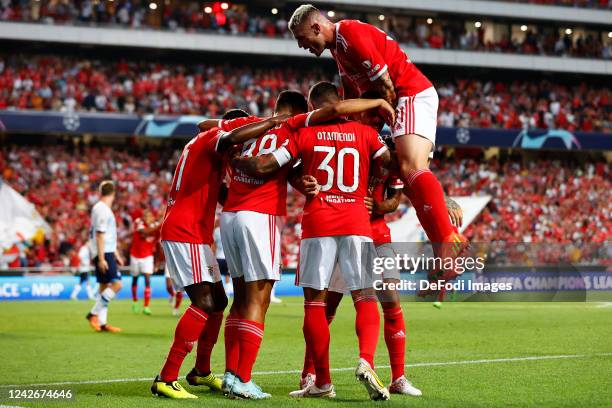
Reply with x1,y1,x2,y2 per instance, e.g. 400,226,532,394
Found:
1,352,611,389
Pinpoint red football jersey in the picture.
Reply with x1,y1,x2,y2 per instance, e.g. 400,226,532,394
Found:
161,129,225,244
331,20,432,97
369,173,403,245
219,115,263,131
224,124,293,215
218,115,292,215
130,218,159,258
277,119,387,239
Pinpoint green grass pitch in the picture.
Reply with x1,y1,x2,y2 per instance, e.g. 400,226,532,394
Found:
1,298,611,407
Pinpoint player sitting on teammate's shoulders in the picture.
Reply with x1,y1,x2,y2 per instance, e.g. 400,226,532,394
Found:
288,4,469,299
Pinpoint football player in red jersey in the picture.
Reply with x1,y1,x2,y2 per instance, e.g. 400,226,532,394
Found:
233,82,393,400
300,90,421,396
129,209,161,315
201,90,394,398
288,4,469,291
151,109,291,399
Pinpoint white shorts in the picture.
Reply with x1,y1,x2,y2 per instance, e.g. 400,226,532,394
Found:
328,242,400,294
392,86,438,147
161,241,221,290
220,211,281,282
298,235,375,292
129,255,154,276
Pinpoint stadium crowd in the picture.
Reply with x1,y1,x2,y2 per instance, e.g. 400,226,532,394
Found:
1,144,609,268
1,55,610,133
1,1,610,59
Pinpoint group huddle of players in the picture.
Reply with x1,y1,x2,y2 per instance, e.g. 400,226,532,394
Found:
149,3,469,401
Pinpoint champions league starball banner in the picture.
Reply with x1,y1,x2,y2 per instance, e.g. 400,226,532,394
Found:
1,110,610,151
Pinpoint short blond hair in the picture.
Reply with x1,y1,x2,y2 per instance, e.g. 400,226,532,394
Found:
289,4,319,33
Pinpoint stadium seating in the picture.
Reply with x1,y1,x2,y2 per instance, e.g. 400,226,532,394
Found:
0,55,609,133
1,145,609,267
1,2,610,59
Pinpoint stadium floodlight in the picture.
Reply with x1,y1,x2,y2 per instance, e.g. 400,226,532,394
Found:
427,18,433,25
149,2,157,10
271,8,278,15
521,25,528,32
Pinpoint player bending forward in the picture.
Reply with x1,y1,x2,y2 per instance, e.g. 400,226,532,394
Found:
289,4,469,294
151,109,285,399
130,209,161,315
233,82,393,400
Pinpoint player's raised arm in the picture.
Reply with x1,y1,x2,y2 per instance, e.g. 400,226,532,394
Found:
297,98,395,128
216,114,290,153
197,119,220,131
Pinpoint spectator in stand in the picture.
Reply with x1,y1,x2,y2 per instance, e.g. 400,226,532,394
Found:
0,54,609,132
1,2,610,58
1,144,609,268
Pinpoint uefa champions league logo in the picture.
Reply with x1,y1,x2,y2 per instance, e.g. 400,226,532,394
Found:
513,129,582,150
62,111,80,131
456,128,471,144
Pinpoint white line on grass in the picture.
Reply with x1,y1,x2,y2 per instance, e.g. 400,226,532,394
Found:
1,352,611,389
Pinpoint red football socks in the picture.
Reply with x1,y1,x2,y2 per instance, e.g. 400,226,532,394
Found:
195,311,223,374
143,287,151,307
224,312,240,374
302,313,335,377
236,319,264,383
404,169,453,244
383,307,406,381
303,301,331,387
354,296,380,368
160,305,208,382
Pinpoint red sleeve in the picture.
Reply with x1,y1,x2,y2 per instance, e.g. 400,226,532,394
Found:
286,112,316,131
219,116,263,131
197,130,223,155
368,128,387,159
284,131,299,158
340,21,388,81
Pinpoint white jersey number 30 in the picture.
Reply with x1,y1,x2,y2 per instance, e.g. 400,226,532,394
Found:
314,146,359,193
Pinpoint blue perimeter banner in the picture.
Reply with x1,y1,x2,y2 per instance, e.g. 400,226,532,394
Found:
1,110,610,151
1,272,611,301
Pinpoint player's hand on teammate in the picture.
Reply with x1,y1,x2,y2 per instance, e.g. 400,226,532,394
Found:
446,198,463,228
270,113,292,125
364,196,374,214
299,175,321,197
377,99,396,126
